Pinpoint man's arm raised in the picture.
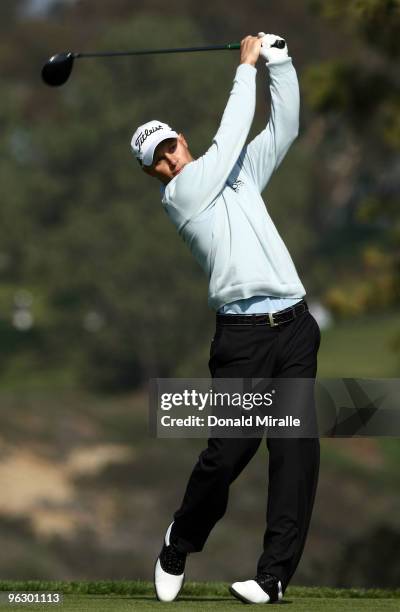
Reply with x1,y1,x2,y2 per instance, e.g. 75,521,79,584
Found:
239,34,300,194
165,36,261,220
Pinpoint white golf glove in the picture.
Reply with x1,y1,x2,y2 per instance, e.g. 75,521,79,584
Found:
257,32,289,65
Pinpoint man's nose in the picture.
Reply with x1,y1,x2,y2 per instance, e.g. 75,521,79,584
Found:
165,153,177,166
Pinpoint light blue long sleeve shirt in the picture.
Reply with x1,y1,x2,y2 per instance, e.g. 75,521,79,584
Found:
162,59,306,312
219,295,302,314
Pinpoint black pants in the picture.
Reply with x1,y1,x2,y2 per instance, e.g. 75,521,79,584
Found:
170,308,321,591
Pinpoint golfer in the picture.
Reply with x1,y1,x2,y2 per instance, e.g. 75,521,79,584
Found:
131,33,321,604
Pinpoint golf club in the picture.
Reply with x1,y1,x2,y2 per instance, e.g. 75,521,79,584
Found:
41,40,286,87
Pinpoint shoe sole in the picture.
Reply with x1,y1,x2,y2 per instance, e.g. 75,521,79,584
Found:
229,585,281,605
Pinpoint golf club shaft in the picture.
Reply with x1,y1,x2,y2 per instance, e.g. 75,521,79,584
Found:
74,43,240,59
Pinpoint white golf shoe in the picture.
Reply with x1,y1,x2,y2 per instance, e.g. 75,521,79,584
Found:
154,522,186,602
230,573,283,604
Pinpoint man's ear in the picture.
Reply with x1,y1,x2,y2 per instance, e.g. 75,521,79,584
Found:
178,133,189,148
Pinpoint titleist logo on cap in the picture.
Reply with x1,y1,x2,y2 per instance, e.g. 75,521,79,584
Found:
135,124,164,153
131,120,178,166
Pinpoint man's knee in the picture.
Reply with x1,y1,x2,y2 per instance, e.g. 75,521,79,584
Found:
198,449,235,479
197,439,259,479
267,437,320,464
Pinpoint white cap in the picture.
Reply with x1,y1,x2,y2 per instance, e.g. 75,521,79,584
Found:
131,120,178,167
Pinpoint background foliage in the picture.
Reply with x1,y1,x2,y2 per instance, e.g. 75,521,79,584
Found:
0,0,399,588
0,0,398,390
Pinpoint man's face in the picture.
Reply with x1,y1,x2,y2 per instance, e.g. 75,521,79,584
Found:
143,134,193,185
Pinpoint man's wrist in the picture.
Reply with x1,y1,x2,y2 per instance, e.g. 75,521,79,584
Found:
266,57,293,72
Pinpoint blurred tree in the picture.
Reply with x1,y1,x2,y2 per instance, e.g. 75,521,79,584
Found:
2,0,398,390
337,524,400,588
1,14,238,390
303,0,400,316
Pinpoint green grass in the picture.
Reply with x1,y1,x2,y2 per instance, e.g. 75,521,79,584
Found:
0,582,400,611
0,311,399,392
317,310,400,377
5,595,398,611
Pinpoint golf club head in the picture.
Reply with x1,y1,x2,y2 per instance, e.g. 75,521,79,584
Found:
42,52,75,87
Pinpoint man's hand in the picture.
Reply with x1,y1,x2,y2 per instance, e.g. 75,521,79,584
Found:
240,35,262,67
257,32,289,65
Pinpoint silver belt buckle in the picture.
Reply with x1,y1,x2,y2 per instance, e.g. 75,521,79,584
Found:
268,312,278,327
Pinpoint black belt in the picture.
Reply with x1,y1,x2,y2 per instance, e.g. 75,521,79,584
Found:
216,299,308,327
